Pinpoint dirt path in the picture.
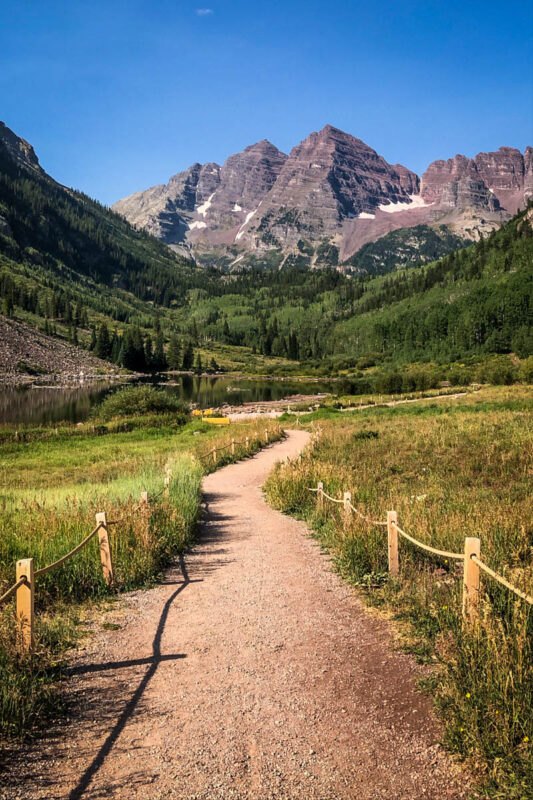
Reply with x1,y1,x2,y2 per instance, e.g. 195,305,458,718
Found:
1,431,467,800
225,391,468,420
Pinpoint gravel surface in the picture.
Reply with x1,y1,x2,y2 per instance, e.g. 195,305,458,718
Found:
1,431,468,799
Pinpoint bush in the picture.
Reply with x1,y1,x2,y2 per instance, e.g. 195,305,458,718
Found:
519,357,533,384
94,385,190,421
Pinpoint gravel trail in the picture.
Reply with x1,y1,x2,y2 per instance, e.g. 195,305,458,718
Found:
1,430,467,800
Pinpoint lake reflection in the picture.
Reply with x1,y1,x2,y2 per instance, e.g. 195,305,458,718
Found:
0,376,336,426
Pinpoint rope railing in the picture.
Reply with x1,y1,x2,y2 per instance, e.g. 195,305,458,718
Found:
1,471,173,651
3,427,281,653
392,522,464,561
471,555,533,605
0,576,27,606
307,479,533,625
33,524,103,578
319,490,345,505
348,502,388,528
198,428,276,463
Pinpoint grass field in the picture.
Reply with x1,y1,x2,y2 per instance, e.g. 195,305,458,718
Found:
0,404,282,737
265,386,533,798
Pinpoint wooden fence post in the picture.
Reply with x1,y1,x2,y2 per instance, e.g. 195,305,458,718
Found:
317,481,324,511
463,537,480,626
16,558,34,653
245,436,249,451
231,438,235,455
213,448,217,464
95,512,114,587
265,428,269,443
387,511,399,575
343,491,352,524
140,491,148,504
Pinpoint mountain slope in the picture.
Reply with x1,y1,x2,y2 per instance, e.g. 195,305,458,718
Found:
113,125,531,269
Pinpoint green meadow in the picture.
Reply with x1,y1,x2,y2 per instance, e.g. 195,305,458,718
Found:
266,386,533,798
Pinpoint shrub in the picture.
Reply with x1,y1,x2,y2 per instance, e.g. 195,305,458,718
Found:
94,385,190,421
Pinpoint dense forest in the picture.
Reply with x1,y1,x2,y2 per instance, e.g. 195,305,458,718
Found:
0,141,531,376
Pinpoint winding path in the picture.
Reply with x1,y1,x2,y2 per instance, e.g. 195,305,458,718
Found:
1,431,467,800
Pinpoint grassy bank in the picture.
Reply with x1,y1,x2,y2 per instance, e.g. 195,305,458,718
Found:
0,395,283,738
265,386,533,798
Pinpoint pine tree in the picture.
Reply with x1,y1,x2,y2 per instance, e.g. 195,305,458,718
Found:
95,322,112,361
154,331,167,370
182,341,194,370
195,353,203,374
144,335,154,370
167,334,182,370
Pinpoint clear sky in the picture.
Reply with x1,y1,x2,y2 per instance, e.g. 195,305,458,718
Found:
1,0,531,206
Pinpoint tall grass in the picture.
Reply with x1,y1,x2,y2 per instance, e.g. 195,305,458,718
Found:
0,415,283,737
265,388,533,797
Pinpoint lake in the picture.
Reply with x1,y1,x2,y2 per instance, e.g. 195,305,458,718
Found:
0,376,339,426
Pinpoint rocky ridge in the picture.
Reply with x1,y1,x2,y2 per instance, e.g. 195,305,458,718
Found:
113,126,532,268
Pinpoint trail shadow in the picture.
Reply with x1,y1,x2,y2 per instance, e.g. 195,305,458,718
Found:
67,553,191,800
68,653,186,677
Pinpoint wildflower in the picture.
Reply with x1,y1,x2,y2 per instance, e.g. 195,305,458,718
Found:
442,605,448,610
466,693,471,698
524,736,530,743
460,727,464,732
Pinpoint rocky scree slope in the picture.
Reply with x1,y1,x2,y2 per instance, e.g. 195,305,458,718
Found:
113,126,532,270
0,315,119,383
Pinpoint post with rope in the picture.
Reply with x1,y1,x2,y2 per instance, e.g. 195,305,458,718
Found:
212,447,217,464
317,481,324,512
95,512,113,587
343,491,352,525
245,436,249,452
16,558,34,653
463,537,480,626
231,438,235,455
264,428,269,444
387,511,399,575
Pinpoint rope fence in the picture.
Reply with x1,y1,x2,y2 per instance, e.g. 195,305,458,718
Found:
1,427,277,653
33,524,103,578
197,427,274,464
309,480,533,625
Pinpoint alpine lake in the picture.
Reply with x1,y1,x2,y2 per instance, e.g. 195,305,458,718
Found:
0,375,341,426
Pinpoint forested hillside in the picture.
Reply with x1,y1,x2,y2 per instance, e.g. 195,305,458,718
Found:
0,124,531,377
331,207,533,368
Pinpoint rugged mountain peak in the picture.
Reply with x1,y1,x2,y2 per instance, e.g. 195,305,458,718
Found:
421,147,532,214
112,126,531,267
0,121,43,173
236,126,421,249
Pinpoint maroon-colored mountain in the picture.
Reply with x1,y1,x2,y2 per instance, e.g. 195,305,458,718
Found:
113,128,532,267
420,147,533,214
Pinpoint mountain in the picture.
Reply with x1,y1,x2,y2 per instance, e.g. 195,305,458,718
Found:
0,119,531,381
0,120,205,314
113,140,288,258
113,126,532,270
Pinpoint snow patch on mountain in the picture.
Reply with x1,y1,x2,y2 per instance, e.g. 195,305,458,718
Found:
379,195,431,214
197,193,215,217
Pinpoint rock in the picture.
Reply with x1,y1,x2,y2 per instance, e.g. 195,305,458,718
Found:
0,120,43,174
421,146,532,214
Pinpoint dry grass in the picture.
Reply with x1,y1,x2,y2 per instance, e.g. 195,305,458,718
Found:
265,386,533,797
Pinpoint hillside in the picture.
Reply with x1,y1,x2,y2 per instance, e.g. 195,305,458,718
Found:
0,315,118,383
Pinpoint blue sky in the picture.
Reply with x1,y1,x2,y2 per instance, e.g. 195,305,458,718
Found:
0,0,531,205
